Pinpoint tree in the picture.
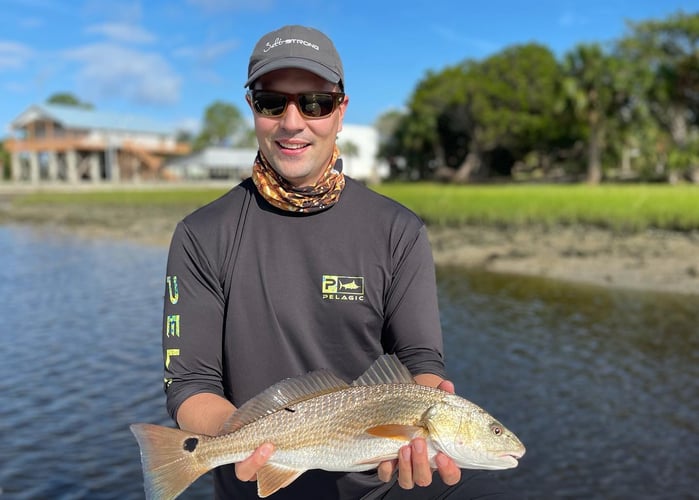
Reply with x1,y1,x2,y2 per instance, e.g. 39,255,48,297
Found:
559,43,639,183
617,11,699,181
338,139,360,178
376,109,409,179
375,110,403,144
379,11,698,184
175,129,194,145
47,92,93,109
237,129,258,148
0,140,10,180
193,101,246,151
400,68,453,178
338,139,359,159
459,43,563,179
393,44,563,181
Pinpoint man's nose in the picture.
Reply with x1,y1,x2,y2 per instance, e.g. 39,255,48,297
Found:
280,100,306,130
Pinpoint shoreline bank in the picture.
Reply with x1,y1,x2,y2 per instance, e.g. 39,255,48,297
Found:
429,225,699,296
1,201,698,296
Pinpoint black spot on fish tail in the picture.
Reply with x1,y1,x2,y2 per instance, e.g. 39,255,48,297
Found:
284,407,296,413
183,437,199,452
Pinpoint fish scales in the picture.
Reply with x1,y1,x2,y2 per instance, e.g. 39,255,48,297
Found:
131,354,525,499
197,384,443,471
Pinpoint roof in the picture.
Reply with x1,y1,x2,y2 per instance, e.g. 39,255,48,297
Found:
11,103,175,136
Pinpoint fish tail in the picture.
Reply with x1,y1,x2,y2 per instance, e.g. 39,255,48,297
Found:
130,423,209,500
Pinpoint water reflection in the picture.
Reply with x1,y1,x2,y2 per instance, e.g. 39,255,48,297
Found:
1,226,696,499
437,267,699,498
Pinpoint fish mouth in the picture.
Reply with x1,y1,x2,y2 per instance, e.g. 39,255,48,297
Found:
498,448,525,467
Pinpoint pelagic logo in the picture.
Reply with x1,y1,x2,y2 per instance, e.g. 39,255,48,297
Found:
322,275,365,301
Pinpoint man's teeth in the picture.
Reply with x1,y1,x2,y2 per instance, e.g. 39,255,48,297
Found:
280,142,306,149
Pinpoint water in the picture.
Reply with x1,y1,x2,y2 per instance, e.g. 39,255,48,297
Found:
1,225,697,499
437,268,699,498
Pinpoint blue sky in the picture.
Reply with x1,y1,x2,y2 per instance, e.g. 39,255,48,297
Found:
1,0,695,135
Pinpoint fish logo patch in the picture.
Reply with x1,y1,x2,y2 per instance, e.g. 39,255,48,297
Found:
322,275,365,301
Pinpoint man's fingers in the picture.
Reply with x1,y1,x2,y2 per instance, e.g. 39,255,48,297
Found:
377,459,397,483
235,443,274,481
410,438,432,487
397,445,414,489
436,452,461,486
397,438,435,489
437,379,455,394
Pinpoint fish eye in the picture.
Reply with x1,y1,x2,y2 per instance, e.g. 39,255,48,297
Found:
491,424,502,436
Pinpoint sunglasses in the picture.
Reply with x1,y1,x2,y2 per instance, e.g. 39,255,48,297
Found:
247,90,345,119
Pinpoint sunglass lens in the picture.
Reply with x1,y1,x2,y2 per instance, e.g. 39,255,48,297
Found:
254,92,287,116
298,93,334,118
251,91,340,118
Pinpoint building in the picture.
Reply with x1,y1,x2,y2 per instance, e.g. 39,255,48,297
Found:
163,147,257,181
4,104,189,183
4,103,388,184
162,123,389,183
337,124,388,182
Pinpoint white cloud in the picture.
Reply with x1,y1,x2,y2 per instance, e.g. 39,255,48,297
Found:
558,11,589,27
85,23,156,44
173,38,239,85
4,81,29,93
431,26,499,55
186,0,274,13
198,39,239,63
0,41,34,71
174,39,239,63
62,43,181,105
19,17,44,29
174,116,201,133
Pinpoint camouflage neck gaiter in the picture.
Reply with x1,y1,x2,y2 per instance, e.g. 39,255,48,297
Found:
251,145,345,213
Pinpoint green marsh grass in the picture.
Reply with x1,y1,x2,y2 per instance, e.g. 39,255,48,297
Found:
14,188,229,207
10,183,699,232
373,183,699,232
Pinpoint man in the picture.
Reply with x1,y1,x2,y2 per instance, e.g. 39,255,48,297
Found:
162,25,512,498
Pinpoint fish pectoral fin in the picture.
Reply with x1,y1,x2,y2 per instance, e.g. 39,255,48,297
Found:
365,424,425,441
256,464,305,498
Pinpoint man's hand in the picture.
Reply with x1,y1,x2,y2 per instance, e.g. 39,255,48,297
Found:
377,379,462,488
235,443,274,481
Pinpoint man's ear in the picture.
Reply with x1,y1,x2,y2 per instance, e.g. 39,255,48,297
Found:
337,94,349,133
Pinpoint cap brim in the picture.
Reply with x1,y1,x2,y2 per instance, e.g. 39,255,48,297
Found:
245,57,341,88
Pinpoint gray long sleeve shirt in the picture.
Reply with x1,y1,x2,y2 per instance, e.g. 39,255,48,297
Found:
162,176,445,498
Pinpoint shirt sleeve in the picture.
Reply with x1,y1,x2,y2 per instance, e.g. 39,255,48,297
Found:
382,224,446,379
162,220,227,422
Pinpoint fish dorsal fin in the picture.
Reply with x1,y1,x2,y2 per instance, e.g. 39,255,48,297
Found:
352,354,415,387
221,369,349,434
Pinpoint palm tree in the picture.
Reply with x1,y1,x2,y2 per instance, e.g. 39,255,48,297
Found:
338,140,360,177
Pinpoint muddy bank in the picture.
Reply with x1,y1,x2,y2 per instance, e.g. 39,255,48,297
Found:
2,200,698,296
429,225,699,296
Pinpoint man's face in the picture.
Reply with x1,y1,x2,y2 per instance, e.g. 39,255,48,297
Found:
248,68,348,187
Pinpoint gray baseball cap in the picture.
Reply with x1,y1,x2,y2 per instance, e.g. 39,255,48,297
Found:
245,25,344,89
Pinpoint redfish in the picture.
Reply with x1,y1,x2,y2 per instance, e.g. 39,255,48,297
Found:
131,355,525,499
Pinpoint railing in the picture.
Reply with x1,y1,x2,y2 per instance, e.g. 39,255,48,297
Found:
5,136,191,155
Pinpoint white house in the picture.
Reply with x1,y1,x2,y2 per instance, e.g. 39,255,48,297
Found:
337,124,389,182
163,123,389,183
163,147,258,181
